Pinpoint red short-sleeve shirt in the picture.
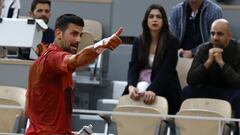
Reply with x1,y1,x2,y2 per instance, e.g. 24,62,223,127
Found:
25,44,74,135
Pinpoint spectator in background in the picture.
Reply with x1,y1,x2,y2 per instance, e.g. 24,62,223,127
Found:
1,0,20,18
122,4,181,114
18,0,54,59
29,0,54,45
169,0,222,58
183,19,240,119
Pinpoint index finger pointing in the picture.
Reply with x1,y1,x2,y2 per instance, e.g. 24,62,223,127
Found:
114,27,123,36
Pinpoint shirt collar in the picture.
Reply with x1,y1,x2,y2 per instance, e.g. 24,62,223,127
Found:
48,44,64,51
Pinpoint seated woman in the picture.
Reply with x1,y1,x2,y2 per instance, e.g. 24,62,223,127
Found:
122,4,181,114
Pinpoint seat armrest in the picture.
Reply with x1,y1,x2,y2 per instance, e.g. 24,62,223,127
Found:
99,114,112,125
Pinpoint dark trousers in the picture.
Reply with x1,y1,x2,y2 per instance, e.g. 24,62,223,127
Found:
182,86,240,118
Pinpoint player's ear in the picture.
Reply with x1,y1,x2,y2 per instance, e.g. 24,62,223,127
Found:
55,28,63,40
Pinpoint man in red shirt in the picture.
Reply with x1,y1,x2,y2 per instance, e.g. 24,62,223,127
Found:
25,14,123,135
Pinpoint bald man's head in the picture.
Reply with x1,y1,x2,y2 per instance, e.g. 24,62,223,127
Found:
210,19,232,49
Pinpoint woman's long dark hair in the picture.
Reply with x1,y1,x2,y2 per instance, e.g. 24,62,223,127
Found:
139,4,171,70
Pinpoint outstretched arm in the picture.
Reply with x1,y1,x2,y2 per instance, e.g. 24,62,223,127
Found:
67,28,123,71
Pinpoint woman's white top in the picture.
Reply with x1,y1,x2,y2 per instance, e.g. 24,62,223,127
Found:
149,53,155,68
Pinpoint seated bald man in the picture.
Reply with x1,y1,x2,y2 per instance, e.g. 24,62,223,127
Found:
182,19,240,120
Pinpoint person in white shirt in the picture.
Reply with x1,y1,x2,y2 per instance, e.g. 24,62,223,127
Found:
1,0,20,18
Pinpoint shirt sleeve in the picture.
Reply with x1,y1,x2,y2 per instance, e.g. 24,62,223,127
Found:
127,37,141,87
187,44,210,86
47,52,73,74
147,37,179,95
169,5,179,38
221,62,240,88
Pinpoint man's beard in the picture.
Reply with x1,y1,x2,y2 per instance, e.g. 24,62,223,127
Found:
213,43,224,49
36,16,49,24
41,18,49,24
